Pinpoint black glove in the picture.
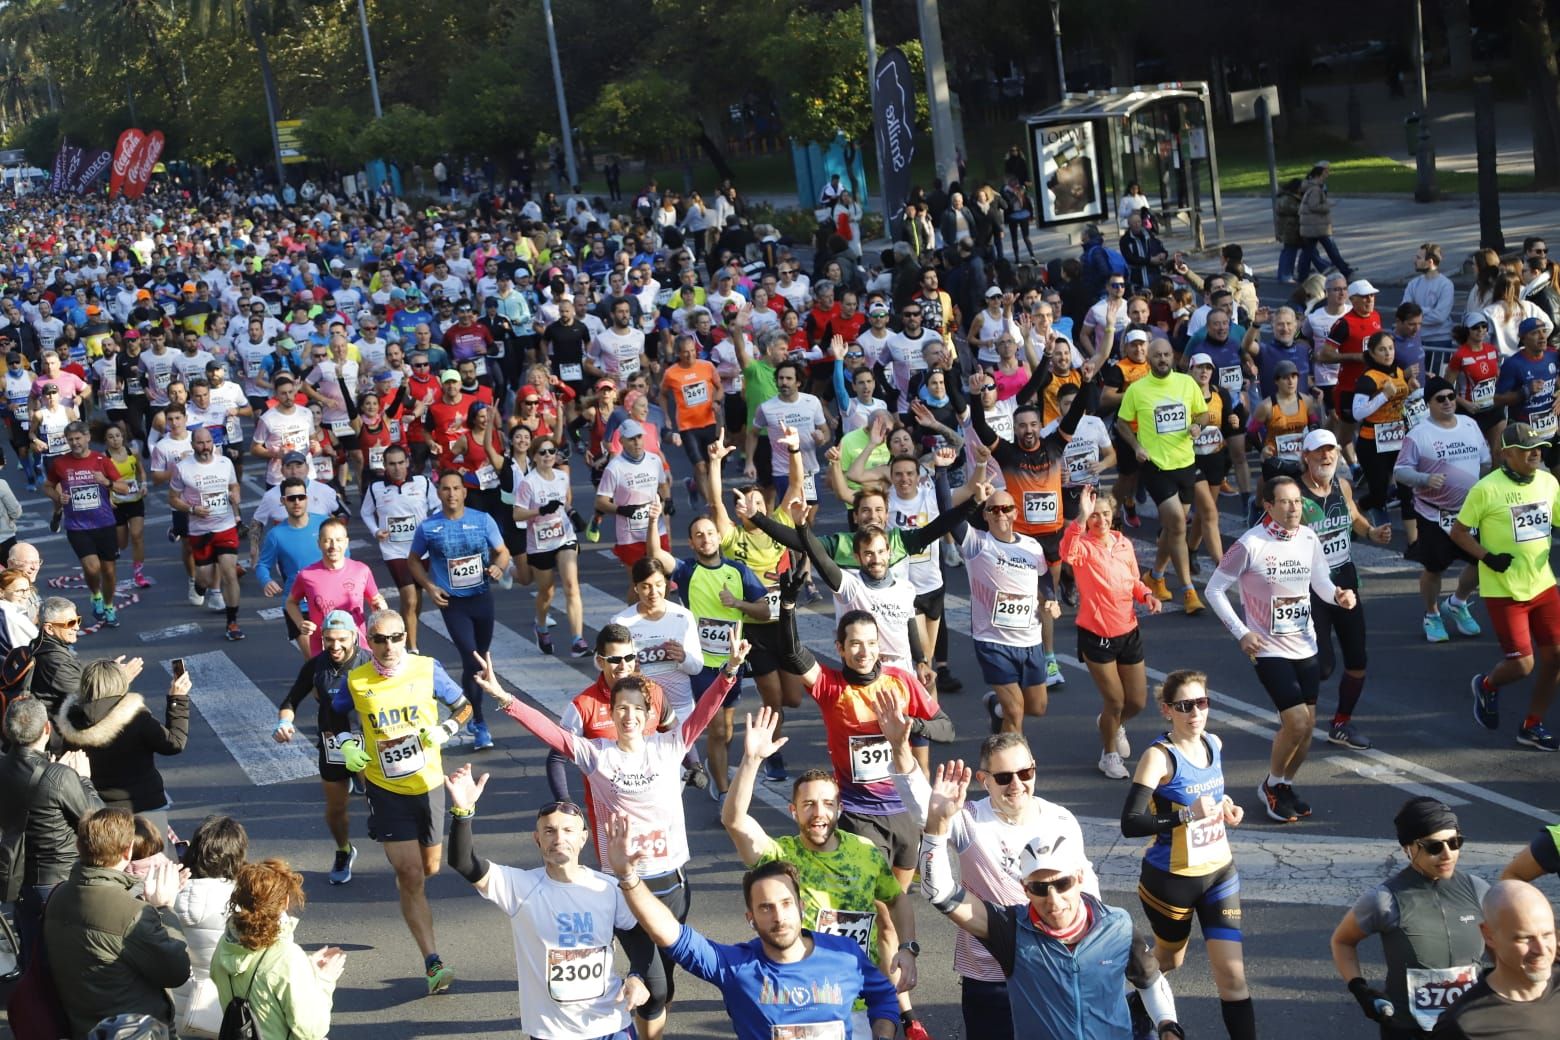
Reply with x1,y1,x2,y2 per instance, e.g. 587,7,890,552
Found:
538,499,562,515
777,551,809,609
1483,551,1513,573
1347,978,1391,1022
568,508,586,533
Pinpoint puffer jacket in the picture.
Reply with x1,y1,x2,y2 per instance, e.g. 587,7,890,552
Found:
210,915,337,1040
56,690,188,812
170,875,237,1038
43,862,191,1040
0,744,103,888
1298,177,1333,238
28,633,82,717
1273,187,1302,245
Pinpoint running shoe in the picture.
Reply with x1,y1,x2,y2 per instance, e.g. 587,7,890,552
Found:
1183,587,1206,616
1440,597,1481,637
569,637,591,658
225,622,245,642
1098,715,1130,758
682,762,709,790
1422,613,1449,643
1328,722,1372,750
983,691,1003,734
762,754,790,783
103,605,119,628
1142,570,1172,602
684,476,702,507
426,960,454,995
1045,654,1064,687
133,566,152,589
1286,785,1312,817
1471,673,1499,730
584,517,601,542
536,626,554,655
1098,751,1129,779
206,589,226,611
1122,506,1141,529
935,664,963,693
1258,779,1298,823
1517,722,1559,752
91,598,106,622
468,722,494,750
188,580,203,607
328,845,357,885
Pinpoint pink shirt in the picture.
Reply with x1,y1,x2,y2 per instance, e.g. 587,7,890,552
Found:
288,558,379,656
34,371,88,408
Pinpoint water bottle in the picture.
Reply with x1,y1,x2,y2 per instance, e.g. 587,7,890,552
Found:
1373,998,1395,1019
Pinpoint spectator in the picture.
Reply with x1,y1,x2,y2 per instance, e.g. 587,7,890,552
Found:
1117,179,1151,230
971,184,1005,263
1001,178,1036,261
1004,144,1030,186
169,815,248,1038
57,657,192,837
1119,213,1167,294
0,567,38,649
210,859,345,1040
1296,161,1353,280
1272,178,1303,283
1078,224,1114,303
29,596,87,721
0,696,101,969
43,807,191,1040
1404,242,1457,372
938,191,976,259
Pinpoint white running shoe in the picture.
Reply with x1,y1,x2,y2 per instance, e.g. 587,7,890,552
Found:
187,579,203,607
1098,751,1129,779
206,590,226,611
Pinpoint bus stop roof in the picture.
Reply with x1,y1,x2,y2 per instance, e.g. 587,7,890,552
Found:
1022,83,1209,122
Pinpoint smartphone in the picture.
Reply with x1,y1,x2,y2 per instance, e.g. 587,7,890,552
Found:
171,659,186,680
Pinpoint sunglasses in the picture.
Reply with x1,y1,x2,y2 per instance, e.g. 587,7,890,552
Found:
988,765,1036,785
535,447,557,456
412,362,430,368
1169,697,1211,713
1432,393,1456,403
283,494,309,502
369,631,407,644
984,503,1016,515
902,311,922,318
54,616,82,628
596,651,636,665
1023,875,1080,897
1109,282,1126,289
1414,835,1464,855
538,800,587,820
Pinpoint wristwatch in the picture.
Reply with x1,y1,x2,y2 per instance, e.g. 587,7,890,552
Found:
897,940,920,957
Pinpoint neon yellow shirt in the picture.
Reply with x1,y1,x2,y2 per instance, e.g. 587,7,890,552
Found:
1457,467,1560,601
1118,372,1205,471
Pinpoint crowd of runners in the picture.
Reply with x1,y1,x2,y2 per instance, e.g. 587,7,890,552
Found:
0,177,1555,1040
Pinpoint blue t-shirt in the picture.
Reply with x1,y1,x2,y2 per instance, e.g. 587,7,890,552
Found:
409,509,504,597
1391,330,1424,374
257,515,327,592
1496,349,1559,425
666,926,898,1040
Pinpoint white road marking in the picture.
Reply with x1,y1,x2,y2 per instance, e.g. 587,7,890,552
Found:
138,622,202,643
165,651,317,786
419,611,587,716
256,607,285,620
1325,755,1469,805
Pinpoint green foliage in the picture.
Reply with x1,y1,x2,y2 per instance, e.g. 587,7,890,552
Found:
298,105,368,167
581,69,691,158
355,104,443,168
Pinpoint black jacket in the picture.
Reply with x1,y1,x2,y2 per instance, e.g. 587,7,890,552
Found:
28,633,82,718
0,744,103,887
56,691,188,813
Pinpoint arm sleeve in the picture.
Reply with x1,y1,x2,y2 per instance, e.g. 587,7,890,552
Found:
1121,781,1181,837
1308,533,1341,603
1204,540,1252,641
832,359,850,413
445,814,491,884
678,671,736,746
969,392,998,447
798,524,844,591
545,749,574,802
496,696,579,758
430,662,466,706
747,510,807,553
280,657,319,711
909,708,956,744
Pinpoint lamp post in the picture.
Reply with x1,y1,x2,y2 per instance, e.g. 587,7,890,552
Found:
1049,0,1067,99
356,0,382,119
541,0,579,189
1412,0,1438,201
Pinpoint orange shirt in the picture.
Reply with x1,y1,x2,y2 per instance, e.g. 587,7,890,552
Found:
661,360,722,431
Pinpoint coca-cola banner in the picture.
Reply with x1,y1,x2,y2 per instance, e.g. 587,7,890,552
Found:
122,130,164,199
109,127,145,199
69,149,111,195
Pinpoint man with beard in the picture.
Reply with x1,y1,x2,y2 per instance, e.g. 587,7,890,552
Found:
170,426,245,640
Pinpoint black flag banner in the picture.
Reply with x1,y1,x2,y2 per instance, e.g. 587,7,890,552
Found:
872,47,916,216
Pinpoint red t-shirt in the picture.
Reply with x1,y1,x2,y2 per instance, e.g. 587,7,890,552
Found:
1327,310,1382,398
1449,341,1502,409
809,664,936,813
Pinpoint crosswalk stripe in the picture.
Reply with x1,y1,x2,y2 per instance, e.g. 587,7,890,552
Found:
167,651,317,786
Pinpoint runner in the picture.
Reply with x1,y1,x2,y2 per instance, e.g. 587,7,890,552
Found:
1253,359,1318,479
1393,376,1489,644
169,426,245,641
103,425,152,590
1447,313,1504,457
258,476,327,656
613,518,702,725
1184,353,1236,571
1450,422,1560,752
749,361,829,515
274,610,370,885
147,401,200,606
44,421,129,627
1204,475,1358,821
594,418,671,590
285,516,387,656
513,434,588,657
405,469,510,751
659,334,722,508
359,444,439,654
1121,669,1255,1040
1349,330,1416,530
331,607,476,995
31,380,77,532
1320,279,1382,464
1492,317,1559,471
250,371,319,486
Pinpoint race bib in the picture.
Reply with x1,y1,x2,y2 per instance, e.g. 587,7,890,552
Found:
1274,432,1303,460
848,733,892,783
324,731,363,766
475,463,499,490
1470,379,1495,410
388,418,402,441
771,1025,845,1040
45,430,65,454
225,416,243,444
1403,392,1428,430
103,390,126,411
680,380,709,408
375,733,425,779
1436,508,1457,534
560,362,583,382
1022,490,1059,525
312,455,334,481
448,553,483,589
69,483,102,512
1373,420,1405,451
1193,425,1224,453
1063,445,1098,485
1218,365,1243,392
630,829,669,859
472,357,487,377
1511,501,1551,543
329,419,353,437
1153,401,1187,434
814,908,874,957
988,410,1014,441
532,512,569,550
1270,594,1310,636
387,514,418,541
201,489,229,513
697,617,737,658
368,446,386,471
1405,965,1479,1031
546,946,610,1003
1185,812,1229,868
619,355,641,377
764,586,781,621
992,590,1037,631
1529,411,1558,439
625,502,651,531
118,478,141,500
1319,527,1351,568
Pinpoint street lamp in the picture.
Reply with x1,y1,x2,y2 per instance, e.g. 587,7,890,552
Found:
1049,0,1067,99
541,0,580,189
1412,0,1438,201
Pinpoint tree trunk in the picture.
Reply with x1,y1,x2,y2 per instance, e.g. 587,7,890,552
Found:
1516,0,1560,187
1440,0,1473,82
694,117,735,184
244,0,289,187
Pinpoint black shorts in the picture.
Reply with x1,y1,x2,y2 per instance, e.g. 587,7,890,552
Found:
678,425,720,470
743,620,782,678
1335,388,1357,420
1138,860,1243,950
1077,625,1145,666
285,612,301,642
1037,530,1063,565
8,422,29,450
113,499,145,525
1253,654,1321,712
317,745,349,784
365,781,446,846
723,393,746,434
384,557,416,588
1311,592,1368,673
838,807,918,871
335,433,358,454
913,587,945,621
171,511,189,538
1414,507,1475,574
66,525,119,562
753,435,774,488
1470,408,1504,434
1112,432,1139,476
528,542,577,572
1141,461,1198,506
1193,450,1229,487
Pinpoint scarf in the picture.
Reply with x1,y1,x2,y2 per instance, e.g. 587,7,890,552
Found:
917,383,948,409
371,654,405,678
842,662,882,686
1261,516,1295,541
1030,897,1092,947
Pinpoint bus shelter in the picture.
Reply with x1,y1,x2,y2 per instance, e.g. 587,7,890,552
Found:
1023,83,1225,249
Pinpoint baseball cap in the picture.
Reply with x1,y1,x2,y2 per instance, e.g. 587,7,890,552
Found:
1465,310,1489,328
867,302,890,317
1503,422,1553,451
373,369,396,382
1124,328,1149,344
1519,316,1545,337
440,369,460,383
281,449,308,464
1273,360,1300,377
1302,429,1339,452
1346,279,1378,297
135,288,151,300
323,610,357,633
984,285,1003,298
618,419,645,439
1188,352,1214,368
1017,834,1085,878
181,282,197,292
85,304,100,316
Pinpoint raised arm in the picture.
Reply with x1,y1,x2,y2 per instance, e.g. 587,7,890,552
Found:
719,706,785,866
918,761,989,938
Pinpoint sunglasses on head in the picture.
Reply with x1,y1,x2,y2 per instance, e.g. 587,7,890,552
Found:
1023,875,1079,897
1169,696,1210,713
988,765,1036,785
597,651,636,665
1414,835,1464,855
369,631,407,644
538,800,587,820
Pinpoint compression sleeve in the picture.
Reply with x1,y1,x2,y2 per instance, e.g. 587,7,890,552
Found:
280,656,318,712
616,923,657,981
918,833,964,913
545,749,573,802
776,602,818,676
798,524,844,591
909,709,956,744
446,814,491,884
1121,782,1182,837
747,511,808,553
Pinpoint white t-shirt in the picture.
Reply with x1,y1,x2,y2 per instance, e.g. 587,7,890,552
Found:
253,480,341,527
611,604,701,720
889,482,943,595
567,729,695,875
171,350,217,387
833,570,916,666
255,407,315,485
597,452,667,547
171,455,238,536
879,330,933,405
1056,414,1111,488
149,433,195,478
961,527,1048,648
360,476,438,559
753,394,827,478
480,864,637,1040
592,327,647,384
517,468,576,556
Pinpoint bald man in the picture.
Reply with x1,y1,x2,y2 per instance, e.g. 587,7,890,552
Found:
1431,880,1557,1038
6,541,40,622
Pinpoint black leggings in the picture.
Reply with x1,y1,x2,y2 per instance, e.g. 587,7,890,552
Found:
639,868,690,1018
1312,592,1367,679
1355,438,1408,515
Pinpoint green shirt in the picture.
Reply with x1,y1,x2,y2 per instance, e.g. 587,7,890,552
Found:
824,528,908,570
838,427,893,492
1456,467,1560,601
755,831,901,962
1118,371,1205,471
742,360,778,438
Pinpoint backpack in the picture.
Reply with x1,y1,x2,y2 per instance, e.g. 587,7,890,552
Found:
7,889,70,1040
218,943,284,1040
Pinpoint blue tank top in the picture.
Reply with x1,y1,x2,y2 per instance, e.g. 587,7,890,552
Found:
1143,732,1233,877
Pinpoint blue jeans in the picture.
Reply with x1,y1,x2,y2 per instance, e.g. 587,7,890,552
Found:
1297,236,1352,280
13,883,57,973
1276,244,1300,281
440,589,494,723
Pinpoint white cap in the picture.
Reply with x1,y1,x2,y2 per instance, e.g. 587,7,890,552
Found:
1464,309,1490,327
1346,279,1378,297
984,285,1003,298
1188,352,1215,368
1303,429,1339,452
1124,328,1149,344
1018,834,1086,877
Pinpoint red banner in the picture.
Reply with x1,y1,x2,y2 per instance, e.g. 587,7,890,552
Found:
109,128,145,199
122,130,164,199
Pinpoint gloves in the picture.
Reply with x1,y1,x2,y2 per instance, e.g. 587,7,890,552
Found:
1347,978,1393,1022
538,499,563,514
568,508,586,533
777,551,809,609
419,719,460,749
1483,552,1513,573
337,737,370,773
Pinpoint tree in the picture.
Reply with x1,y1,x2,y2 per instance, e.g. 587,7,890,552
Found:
581,70,691,170
355,103,442,168
1515,0,1560,186
298,104,368,168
